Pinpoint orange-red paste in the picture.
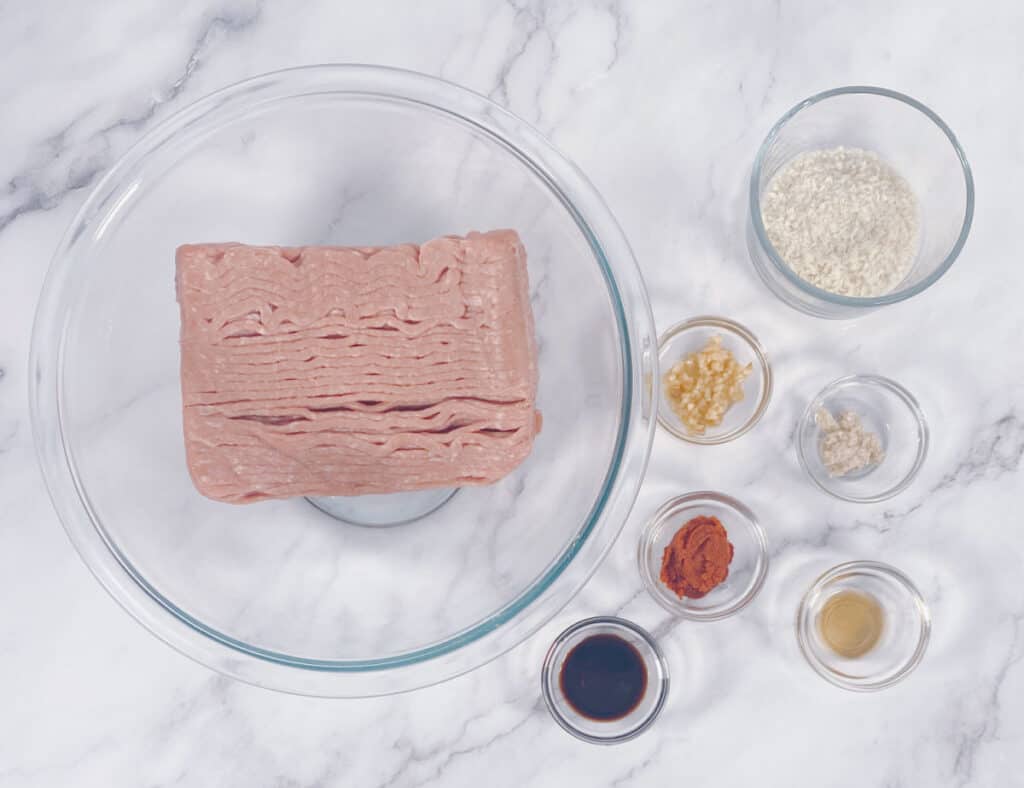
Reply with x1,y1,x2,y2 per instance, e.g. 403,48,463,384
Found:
659,515,734,599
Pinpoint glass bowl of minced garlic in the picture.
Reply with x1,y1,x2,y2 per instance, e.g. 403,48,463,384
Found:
797,374,929,503
657,316,772,445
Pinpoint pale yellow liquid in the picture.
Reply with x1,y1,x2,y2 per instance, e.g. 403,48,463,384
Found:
818,590,884,658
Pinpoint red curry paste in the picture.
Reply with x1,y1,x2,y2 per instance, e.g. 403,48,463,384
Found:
659,515,734,599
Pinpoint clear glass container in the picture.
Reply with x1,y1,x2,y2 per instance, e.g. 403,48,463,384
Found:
656,316,772,445
541,617,669,744
29,65,657,697
748,86,974,318
638,492,769,620
797,561,930,691
797,375,928,503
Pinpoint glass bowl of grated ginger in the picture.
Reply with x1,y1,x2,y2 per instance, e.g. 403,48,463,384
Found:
656,316,772,445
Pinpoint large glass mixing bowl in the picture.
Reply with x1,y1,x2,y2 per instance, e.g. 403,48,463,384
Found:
30,66,656,696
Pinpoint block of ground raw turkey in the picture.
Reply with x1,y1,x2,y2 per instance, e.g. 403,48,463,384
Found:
175,230,540,503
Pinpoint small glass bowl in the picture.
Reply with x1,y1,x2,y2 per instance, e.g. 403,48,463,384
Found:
656,316,772,444
541,617,669,745
638,492,769,621
797,561,930,691
797,375,928,503
748,86,974,319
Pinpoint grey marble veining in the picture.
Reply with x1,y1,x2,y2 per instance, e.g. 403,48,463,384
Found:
3,1,1024,786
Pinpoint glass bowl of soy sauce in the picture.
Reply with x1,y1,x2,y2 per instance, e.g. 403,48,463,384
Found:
541,617,669,744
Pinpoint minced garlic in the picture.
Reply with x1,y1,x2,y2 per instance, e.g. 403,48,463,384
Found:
815,408,885,477
664,335,752,435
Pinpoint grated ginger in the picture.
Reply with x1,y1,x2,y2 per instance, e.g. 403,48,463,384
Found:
815,408,885,477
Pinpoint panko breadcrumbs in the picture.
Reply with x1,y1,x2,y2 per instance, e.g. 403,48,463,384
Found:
760,146,919,297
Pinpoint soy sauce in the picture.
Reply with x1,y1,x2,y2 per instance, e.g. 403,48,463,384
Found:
559,634,647,721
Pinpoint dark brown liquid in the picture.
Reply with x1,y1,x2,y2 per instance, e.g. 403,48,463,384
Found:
559,634,647,721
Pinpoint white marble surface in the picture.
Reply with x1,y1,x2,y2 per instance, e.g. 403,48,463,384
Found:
3,1,1023,785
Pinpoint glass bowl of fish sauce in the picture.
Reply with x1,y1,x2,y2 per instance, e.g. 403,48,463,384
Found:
797,561,931,691
30,65,657,697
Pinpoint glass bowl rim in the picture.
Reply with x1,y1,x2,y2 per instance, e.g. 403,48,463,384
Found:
797,374,929,503
540,615,670,745
28,63,657,696
795,560,931,692
748,85,975,308
637,491,770,620
655,315,773,445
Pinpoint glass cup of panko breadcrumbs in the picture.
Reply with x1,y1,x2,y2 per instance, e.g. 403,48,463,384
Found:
747,86,974,319
656,316,772,445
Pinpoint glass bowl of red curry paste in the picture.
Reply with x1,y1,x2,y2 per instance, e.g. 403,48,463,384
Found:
638,492,769,621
